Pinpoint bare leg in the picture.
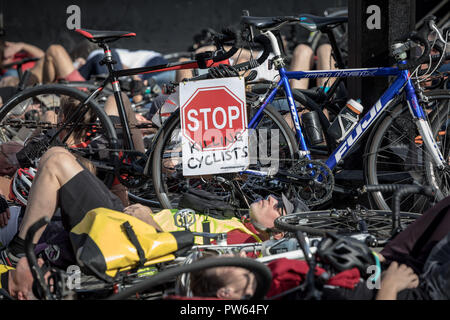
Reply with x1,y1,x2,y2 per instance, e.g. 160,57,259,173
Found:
18,147,83,242
175,57,194,83
29,58,44,84
103,92,145,153
289,44,314,90
42,45,76,84
104,93,145,207
316,44,336,88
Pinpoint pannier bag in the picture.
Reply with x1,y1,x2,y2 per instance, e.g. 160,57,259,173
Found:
70,208,194,279
178,188,239,219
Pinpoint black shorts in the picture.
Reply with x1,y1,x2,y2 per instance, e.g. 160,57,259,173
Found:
59,169,124,231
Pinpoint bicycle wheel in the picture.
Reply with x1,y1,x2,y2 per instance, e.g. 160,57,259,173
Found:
425,90,450,202
274,208,420,243
0,84,118,176
365,90,450,212
152,103,299,209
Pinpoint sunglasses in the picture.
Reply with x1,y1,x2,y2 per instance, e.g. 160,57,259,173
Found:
251,195,286,235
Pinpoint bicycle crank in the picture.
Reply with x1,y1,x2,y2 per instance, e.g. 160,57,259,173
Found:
276,159,334,207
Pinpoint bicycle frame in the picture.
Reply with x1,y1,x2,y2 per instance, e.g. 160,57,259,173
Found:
246,34,446,176
76,42,227,153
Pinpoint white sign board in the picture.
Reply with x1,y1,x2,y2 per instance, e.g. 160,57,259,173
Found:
180,77,249,176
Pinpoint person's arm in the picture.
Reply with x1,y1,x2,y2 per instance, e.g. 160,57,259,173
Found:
376,261,419,300
4,41,44,60
123,203,163,232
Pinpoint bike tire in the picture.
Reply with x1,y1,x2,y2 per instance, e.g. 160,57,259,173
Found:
152,103,299,209
365,90,450,212
274,209,420,242
0,84,118,184
425,90,450,202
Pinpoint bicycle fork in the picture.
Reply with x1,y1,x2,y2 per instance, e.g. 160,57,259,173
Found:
405,78,446,169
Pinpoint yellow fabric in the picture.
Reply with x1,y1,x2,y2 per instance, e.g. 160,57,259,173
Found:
152,209,262,244
0,265,14,290
71,208,181,278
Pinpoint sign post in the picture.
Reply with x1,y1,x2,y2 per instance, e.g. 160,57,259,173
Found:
180,77,249,176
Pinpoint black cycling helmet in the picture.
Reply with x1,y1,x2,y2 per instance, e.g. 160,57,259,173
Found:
316,233,376,278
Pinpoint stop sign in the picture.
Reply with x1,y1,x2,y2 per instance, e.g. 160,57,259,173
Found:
181,86,246,151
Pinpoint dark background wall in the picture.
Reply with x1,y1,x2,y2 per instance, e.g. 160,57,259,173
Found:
0,0,347,54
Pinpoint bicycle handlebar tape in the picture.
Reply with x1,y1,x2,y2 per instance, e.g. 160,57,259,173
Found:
392,185,434,232
232,34,272,73
108,257,272,300
398,31,431,71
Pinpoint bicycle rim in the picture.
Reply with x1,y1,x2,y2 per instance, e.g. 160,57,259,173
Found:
274,209,420,241
0,84,118,182
366,90,450,212
425,91,450,202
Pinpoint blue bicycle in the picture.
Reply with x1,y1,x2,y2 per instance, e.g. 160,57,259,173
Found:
151,14,450,213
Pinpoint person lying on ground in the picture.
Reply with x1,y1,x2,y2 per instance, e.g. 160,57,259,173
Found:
187,227,450,300
0,144,300,269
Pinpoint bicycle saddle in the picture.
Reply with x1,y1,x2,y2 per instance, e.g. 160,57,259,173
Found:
297,14,347,32
75,28,136,43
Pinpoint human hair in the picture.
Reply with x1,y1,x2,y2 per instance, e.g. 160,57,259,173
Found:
189,251,228,298
59,95,96,144
59,96,97,175
69,39,97,61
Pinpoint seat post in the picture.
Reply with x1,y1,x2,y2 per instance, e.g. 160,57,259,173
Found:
98,41,136,151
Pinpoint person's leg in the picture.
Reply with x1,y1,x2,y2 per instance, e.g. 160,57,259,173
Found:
29,57,44,84
289,44,314,90
175,57,194,83
42,45,76,83
0,147,83,267
103,92,145,153
315,44,336,88
17,147,84,242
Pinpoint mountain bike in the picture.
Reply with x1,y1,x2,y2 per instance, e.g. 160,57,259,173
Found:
151,14,450,213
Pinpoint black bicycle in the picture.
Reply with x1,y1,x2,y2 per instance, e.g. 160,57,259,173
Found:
0,28,242,205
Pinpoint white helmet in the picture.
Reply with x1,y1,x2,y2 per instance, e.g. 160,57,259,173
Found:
10,167,37,206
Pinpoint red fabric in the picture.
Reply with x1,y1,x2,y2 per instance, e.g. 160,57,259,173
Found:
226,221,260,245
63,69,86,82
1,52,36,75
266,258,361,298
210,59,230,67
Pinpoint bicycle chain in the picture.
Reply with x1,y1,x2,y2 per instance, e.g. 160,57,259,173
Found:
0,119,156,130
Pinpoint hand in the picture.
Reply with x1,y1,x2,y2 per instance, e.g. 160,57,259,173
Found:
381,261,419,292
0,208,10,228
0,196,10,228
123,204,162,231
9,257,46,300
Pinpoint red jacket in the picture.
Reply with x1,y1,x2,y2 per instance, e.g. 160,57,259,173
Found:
267,258,361,298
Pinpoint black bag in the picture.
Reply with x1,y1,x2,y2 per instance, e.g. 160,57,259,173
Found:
178,188,240,219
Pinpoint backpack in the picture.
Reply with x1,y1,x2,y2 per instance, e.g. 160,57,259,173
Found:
178,188,244,219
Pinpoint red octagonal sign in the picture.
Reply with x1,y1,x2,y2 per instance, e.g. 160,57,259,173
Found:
181,86,246,151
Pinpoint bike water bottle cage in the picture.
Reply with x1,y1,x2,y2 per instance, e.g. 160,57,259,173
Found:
335,113,359,142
